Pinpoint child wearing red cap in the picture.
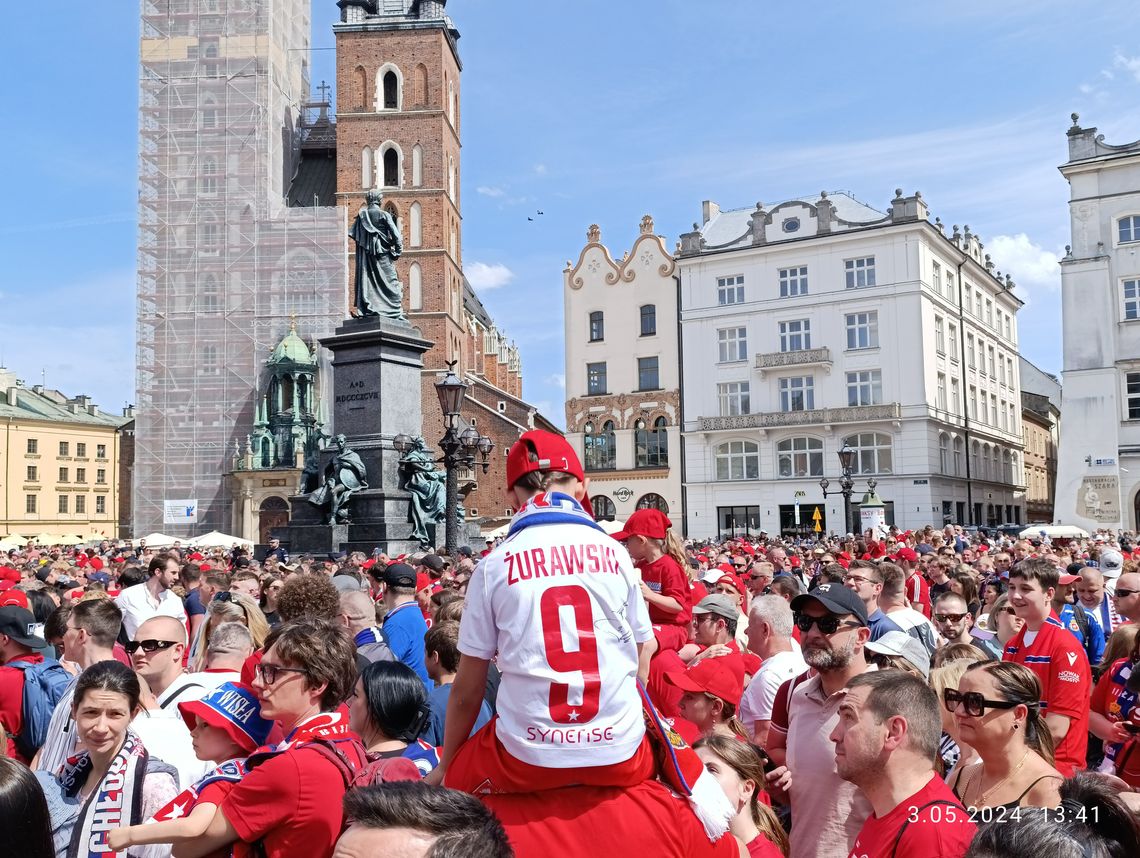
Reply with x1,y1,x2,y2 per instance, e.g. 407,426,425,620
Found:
614,508,694,654
106,682,272,856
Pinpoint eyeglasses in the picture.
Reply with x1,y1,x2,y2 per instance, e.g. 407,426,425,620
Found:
843,574,880,586
1115,588,1140,599
125,639,179,654
255,662,308,685
942,688,1021,717
794,614,861,635
933,612,968,623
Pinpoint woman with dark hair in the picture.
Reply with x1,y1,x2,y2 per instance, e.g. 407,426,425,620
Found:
348,660,438,776
259,575,283,627
0,756,54,858
693,735,787,857
967,772,1140,858
948,569,981,618
947,661,1063,810
33,661,178,858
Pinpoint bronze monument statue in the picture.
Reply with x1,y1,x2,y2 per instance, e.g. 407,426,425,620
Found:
350,188,406,320
397,437,447,547
308,434,369,524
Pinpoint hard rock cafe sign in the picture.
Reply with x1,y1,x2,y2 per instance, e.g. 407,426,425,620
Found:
614,487,634,502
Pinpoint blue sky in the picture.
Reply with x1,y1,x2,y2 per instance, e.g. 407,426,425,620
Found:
3,1,1139,425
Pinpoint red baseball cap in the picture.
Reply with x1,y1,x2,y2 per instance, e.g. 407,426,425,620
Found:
505,430,584,490
0,589,28,609
716,562,735,576
611,508,671,541
664,656,744,706
415,572,434,593
715,574,745,597
894,547,918,563
1057,573,1080,586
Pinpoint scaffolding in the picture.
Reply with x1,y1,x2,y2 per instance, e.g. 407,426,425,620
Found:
136,0,347,537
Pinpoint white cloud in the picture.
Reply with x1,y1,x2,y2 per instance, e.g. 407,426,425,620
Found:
533,163,547,175
986,233,1062,298
466,261,515,291
543,373,565,390
476,185,505,197
1114,53,1140,82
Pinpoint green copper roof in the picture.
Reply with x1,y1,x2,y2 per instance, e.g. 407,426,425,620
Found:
268,320,314,365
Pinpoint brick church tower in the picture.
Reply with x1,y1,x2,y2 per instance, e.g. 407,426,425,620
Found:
334,1,552,530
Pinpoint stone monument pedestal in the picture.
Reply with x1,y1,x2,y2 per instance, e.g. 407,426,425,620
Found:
275,316,432,556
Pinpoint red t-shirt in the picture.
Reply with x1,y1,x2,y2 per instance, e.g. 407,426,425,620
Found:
906,571,932,618
222,745,349,858
748,834,783,857
1003,617,1092,777
847,774,975,858
640,555,692,627
482,780,740,858
0,653,42,762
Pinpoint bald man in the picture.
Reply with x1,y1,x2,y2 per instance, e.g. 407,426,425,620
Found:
130,615,206,707
1112,571,1140,625
1075,567,1121,635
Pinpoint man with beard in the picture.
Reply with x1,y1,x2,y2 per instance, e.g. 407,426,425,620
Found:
764,583,874,858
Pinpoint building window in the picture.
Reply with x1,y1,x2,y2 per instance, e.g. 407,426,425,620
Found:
932,261,942,294
843,431,893,474
59,467,69,483
936,373,947,410
948,324,958,361
96,496,106,515
76,443,86,458
1124,279,1140,321
640,304,656,336
58,495,68,514
985,299,993,327
584,420,616,471
201,157,218,195
845,311,878,349
999,354,1007,385
934,316,945,353
76,468,86,483
779,376,814,412
26,438,37,454
202,344,219,375
953,437,964,476
718,327,748,362
969,386,978,419
950,378,960,414
592,495,616,520
382,70,399,109
776,437,823,478
846,370,882,407
26,495,36,514
717,275,745,305
946,271,956,300
636,493,670,513
588,311,604,342
778,319,811,352
990,394,999,425
845,256,876,289
975,291,983,318
967,335,976,368
939,433,950,474
638,357,660,391
383,148,399,187
988,346,996,377
75,495,86,514
718,382,750,416
715,440,760,481
1119,215,1140,244
26,466,37,482
59,441,69,456
1004,314,1012,339
586,362,607,395
635,417,669,468
779,266,808,297
96,469,106,484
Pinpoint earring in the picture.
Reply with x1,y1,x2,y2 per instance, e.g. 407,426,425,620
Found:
1013,723,1019,730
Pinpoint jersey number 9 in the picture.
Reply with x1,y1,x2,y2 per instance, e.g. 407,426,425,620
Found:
540,585,602,723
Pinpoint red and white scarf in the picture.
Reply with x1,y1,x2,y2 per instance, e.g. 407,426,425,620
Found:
60,731,149,858
279,710,353,750
151,757,250,822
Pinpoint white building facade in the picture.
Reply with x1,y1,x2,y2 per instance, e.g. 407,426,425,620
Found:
678,191,1026,539
1054,117,1140,530
563,217,681,522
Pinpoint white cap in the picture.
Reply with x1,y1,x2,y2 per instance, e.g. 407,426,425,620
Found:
1099,549,1124,579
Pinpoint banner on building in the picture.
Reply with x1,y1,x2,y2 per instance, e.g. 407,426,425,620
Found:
163,500,199,525
1077,476,1120,524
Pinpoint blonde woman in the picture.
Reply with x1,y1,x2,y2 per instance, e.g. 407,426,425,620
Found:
188,591,268,671
694,734,788,857
928,657,980,780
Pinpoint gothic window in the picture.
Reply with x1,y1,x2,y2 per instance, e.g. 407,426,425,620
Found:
448,155,456,201
361,146,373,189
383,147,399,188
448,79,455,126
412,144,423,187
410,202,422,247
414,64,428,106
383,71,398,110
354,65,367,110
201,274,220,312
408,263,423,311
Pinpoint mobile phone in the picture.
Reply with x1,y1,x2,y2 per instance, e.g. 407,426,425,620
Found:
1123,722,1140,734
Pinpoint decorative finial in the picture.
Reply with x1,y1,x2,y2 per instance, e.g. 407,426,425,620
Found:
289,312,298,333
915,191,922,199
1005,274,1014,289
586,224,601,243
1071,112,1080,127
692,222,700,231
895,188,903,198
639,214,655,235
819,191,828,199
755,201,764,210
1065,244,1072,256
934,216,943,231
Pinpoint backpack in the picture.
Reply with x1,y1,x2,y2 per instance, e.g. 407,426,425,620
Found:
7,659,71,759
301,737,433,786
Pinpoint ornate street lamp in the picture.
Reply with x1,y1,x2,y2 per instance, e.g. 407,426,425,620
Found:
433,361,494,554
820,443,857,536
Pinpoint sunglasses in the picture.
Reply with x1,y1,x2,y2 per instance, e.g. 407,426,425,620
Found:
942,688,1020,717
125,639,178,654
998,606,1017,615
1115,588,1140,599
794,614,861,635
213,591,234,603
933,612,968,623
255,662,308,685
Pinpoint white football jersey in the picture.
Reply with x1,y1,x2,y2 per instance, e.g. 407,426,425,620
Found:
459,520,652,766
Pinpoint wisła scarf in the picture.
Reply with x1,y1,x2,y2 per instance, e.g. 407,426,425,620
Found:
60,730,149,858
506,491,604,539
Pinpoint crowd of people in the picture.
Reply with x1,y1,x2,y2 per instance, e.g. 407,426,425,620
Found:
0,429,1139,856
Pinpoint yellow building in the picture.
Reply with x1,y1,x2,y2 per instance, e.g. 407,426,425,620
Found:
0,370,132,541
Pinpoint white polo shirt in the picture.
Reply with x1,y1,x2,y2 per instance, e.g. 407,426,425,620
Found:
114,581,188,639
459,520,652,767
